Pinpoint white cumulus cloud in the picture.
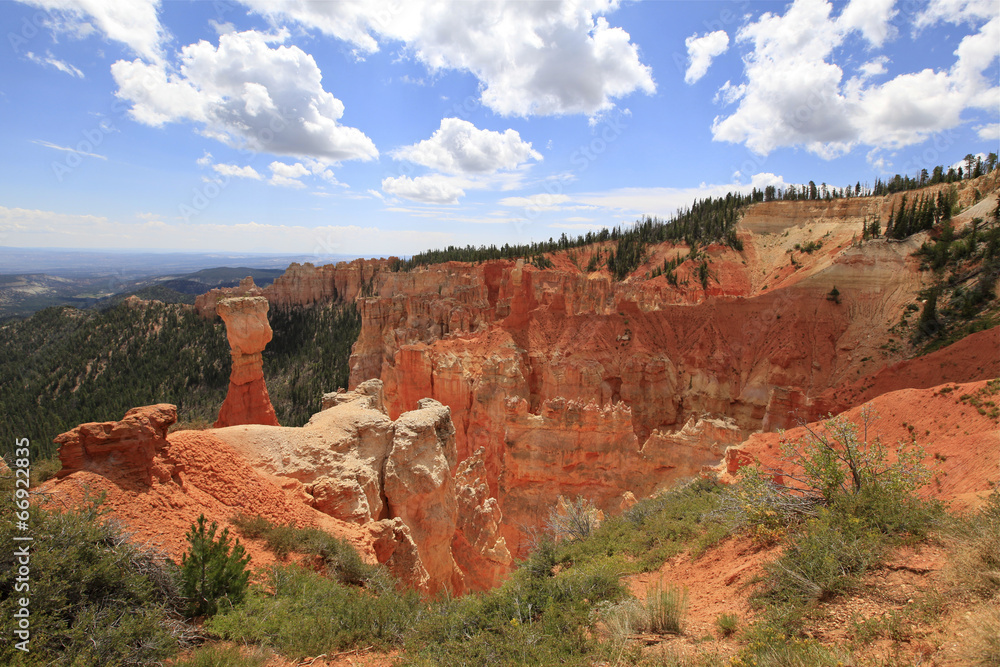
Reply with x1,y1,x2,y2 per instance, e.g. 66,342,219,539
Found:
711,0,1000,158
16,0,167,62
975,122,1000,141
684,30,729,84
111,29,378,163
915,0,997,29
382,174,467,205
269,161,311,188
837,0,896,47
239,0,655,117
392,118,542,175
213,163,262,180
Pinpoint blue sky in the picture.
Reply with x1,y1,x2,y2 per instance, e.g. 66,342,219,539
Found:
1,0,997,259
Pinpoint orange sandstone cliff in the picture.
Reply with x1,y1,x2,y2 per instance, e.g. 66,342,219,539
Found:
187,177,999,558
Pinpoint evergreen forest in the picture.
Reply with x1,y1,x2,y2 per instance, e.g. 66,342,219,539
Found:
0,301,360,461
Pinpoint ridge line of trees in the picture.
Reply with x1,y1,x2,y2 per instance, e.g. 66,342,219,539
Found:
392,154,998,276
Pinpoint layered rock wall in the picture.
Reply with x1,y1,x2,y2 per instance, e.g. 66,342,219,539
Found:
339,206,943,551
196,259,396,318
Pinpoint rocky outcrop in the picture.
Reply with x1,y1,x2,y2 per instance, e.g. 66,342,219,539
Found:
54,404,180,485
322,378,386,413
368,518,429,590
49,385,510,593
452,449,513,591
194,276,264,319
47,405,378,572
206,381,508,594
215,296,280,428
384,399,464,595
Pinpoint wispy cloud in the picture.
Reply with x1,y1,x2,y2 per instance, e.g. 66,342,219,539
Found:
31,140,107,160
25,51,84,78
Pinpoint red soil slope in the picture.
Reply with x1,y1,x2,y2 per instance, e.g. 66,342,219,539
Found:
722,379,1000,508
42,423,374,568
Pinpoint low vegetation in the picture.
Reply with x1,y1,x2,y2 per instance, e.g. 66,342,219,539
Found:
229,513,379,586
0,483,184,666
4,406,998,665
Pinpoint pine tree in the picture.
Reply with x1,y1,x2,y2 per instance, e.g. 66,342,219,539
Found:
181,514,250,617
914,289,941,342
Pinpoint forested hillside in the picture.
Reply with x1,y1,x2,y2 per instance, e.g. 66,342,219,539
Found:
0,301,360,460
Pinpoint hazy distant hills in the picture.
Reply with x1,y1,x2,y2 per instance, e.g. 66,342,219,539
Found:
0,248,361,319
0,265,283,319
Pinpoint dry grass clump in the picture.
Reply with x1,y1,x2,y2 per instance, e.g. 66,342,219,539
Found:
947,492,1000,599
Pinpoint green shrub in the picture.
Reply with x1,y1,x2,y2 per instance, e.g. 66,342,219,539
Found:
780,407,931,508
556,479,726,573
947,491,1000,599
546,496,600,542
732,623,848,667
172,644,272,667
409,548,626,666
965,602,1000,666
0,488,180,666
230,514,381,587
207,564,420,658
597,597,645,642
261,523,300,560
727,406,940,539
757,510,883,607
715,612,739,637
229,512,271,539
180,515,250,617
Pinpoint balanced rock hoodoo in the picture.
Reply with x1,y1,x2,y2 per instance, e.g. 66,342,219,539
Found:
215,296,280,428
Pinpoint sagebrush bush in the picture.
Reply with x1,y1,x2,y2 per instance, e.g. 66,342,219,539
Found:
597,597,645,642
727,406,944,653
557,478,726,573
731,623,848,667
547,496,601,542
964,601,1000,666
0,488,181,666
725,407,940,535
947,491,1000,599
757,510,883,606
172,644,272,667
229,512,272,539
410,550,626,665
715,612,739,637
